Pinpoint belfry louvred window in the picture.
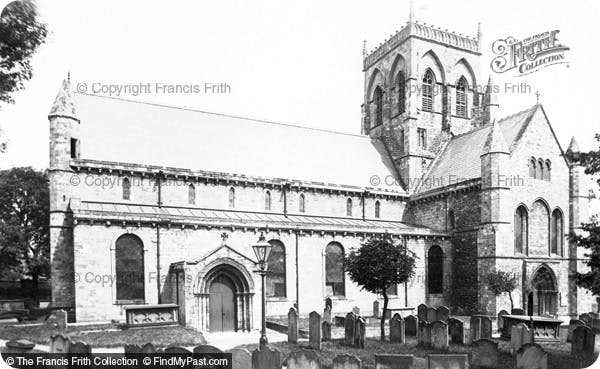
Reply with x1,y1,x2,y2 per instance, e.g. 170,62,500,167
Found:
422,69,435,111
456,77,467,117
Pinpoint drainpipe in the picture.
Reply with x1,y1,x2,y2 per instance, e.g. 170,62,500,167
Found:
283,182,289,217
361,191,367,220
156,171,163,304
403,235,408,307
295,228,300,314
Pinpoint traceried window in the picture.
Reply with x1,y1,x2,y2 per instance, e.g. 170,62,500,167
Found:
418,128,427,149
299,193,305,213
422,69,435,111
374,86,384,127
228,187,235,208
115,234,145,302
515,206,528,254
265,191,272,211
456,76,468,117
551,209,563,255
325,242,345,297
188,184,196,205
427,245,443,294
122,178,131,200
267,240,286,297
397,72,406,114
346,198,353,217
375,200,381,219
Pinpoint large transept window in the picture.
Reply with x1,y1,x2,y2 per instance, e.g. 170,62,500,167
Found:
115,234,145,302
267,240,286,297
325,242,345,297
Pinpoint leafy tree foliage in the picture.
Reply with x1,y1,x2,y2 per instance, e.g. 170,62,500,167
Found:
0,167,49,304
485,270,518,310
0,0,48,104
571,134,600,296
345,234,416,341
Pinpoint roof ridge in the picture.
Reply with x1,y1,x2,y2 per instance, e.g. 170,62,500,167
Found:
74,92,366,138
497,103,539,124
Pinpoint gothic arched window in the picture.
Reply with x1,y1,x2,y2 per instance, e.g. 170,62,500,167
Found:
529,158,537,178
265,191,272,211
122,177,131,200
422,69,435,111
346,198,353,217
299,193,305,213
325,242,345,297
188,184,195,205
115,234,145,301
515,205,528,254
428,245,443,294
374,86,384,127
456,76,468,117
551,209,563,255
545,160,552,181
267,240,286,297
397,72,406,114
537,158,544,179
375,200,381,219
228,187,235,208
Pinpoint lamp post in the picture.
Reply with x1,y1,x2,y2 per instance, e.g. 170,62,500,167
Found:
252,232,272,347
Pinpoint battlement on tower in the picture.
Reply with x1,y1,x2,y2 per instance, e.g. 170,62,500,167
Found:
363,20,480,70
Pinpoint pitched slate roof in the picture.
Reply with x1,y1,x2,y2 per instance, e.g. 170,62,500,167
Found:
416,104,540,194
72,93,403,193
73,201,447,236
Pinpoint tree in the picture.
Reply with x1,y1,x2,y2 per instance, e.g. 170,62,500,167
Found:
0,0,48,104
345,234,416,341
0,167,49,305
571,134,600,295
485,270,518,310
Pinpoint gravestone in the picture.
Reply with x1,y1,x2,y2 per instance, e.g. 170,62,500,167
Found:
374,354,414,369
436,306,450,323
309,311,322,350
512,308,524,315
430,321,449,351
5,340,35,353
229,348,252,369
579,313,592,327
390,315,405,343
352,306,360,315
286,348,322,369
193,345,223,353
140,343,158,353
165,346,191,353
405,315,418,336
516,343,547,369
427,307,437,323
471,339,499,368
497,310,509,333
568,319,585,342
288,307,299,343
427,354,469,369
323,306,332,325
322,321,332,341
68,341,91,354
252,345,281,369
345,312,357,346
511,323,533,355
333,354,361,369
418,304,428,322
572,325,600,367
325,297,333,310
373,301,380,318
47,310,67,329
480,316,492,339
470,316,482,342
124,345,142,354
355,317,366,348
448,318,464,345
418,321,431,348
49,335,70,353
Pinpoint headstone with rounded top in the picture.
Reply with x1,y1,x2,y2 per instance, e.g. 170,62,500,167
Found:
373,301,380,318
472,339,499,368
497,310,509,333
427,307,437,323
568,319,585,342
448,318,464,345
333,354,361,369
309,311,322,350
436,306,450,323
286,348,322,369
405,315,418,336
430,321,449,351
516,343,547,369
511,323,533,355
418,321,431,348
323,306,332,325
345,312,356,346
252,345,281,369
229,348,252,369
417,304,428,322
390,315,405,343
355,317,366,349
288,307,299,343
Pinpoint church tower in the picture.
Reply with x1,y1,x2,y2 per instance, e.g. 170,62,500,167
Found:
361,10,482,191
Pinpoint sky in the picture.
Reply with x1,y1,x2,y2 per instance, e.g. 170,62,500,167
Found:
0,0,599,170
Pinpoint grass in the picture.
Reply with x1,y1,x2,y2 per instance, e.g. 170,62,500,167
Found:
0,323,206,348
237,336,581,369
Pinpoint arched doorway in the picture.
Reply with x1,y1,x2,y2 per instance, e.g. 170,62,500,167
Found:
527,266,558,316
196,260,254,333
209,275,236,332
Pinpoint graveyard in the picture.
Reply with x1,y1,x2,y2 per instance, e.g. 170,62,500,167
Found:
2,302,598,368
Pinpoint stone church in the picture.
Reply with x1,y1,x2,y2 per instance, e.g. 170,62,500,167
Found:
49,15,593,332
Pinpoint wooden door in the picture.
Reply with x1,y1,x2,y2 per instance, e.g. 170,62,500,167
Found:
209,275,235,332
